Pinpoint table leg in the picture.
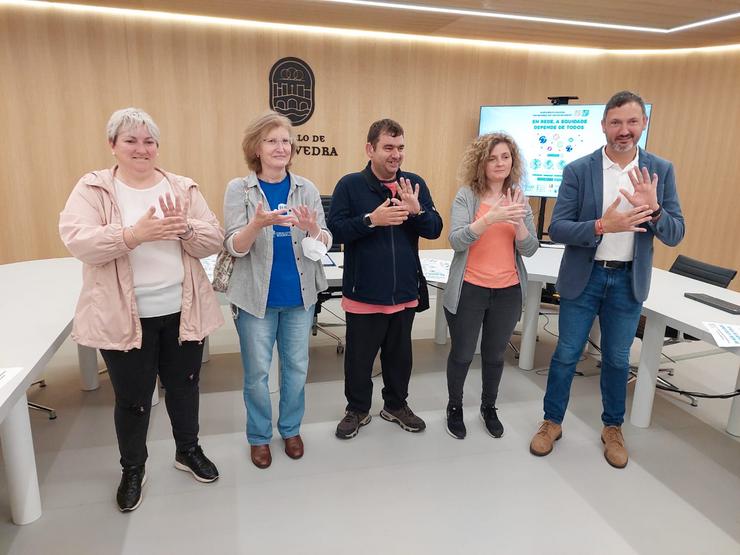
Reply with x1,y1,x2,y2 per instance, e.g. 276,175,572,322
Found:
0,394,42,525
78,345,99,391
630,315,666,428
434,284,447,345
726,365,740,437
587,318,601,354
202,336,210,363
269,345,279,392
518,280,544,370
152,381,160,406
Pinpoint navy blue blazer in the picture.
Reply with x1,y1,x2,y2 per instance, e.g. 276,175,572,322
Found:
549,147,685,302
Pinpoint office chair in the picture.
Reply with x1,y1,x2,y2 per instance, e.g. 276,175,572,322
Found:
28,379,57,420
631,255,737,406
312,195,345,354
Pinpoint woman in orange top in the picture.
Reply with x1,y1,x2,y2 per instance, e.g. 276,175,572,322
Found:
442,133,539,439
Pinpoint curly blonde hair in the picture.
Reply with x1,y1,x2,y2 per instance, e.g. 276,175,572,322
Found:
242,111,296,174
458,133,525,197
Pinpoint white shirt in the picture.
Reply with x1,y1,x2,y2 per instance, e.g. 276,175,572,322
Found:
115,177,184,318
595,147,638,262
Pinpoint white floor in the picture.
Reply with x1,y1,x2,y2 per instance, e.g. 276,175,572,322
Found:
1,294,739,554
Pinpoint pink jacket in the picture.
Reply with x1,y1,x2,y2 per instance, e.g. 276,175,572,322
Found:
59,167,225,350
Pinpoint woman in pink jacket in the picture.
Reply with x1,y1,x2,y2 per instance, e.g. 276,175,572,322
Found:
59,108,224,512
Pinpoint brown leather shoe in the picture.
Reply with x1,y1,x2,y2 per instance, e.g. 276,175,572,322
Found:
529,420,562,457
601,426,628,468
283,435,304,460
250,445,272,469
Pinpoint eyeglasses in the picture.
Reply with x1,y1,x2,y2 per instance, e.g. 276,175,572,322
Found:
262,138,293,147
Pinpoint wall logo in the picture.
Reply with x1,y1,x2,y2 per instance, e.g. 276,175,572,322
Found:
269,57,315,126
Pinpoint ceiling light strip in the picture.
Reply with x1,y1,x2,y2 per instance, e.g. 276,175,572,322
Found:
2,1,740,55
321,0,668,33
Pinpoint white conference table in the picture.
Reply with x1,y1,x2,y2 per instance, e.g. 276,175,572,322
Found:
324,246,564,371
0,257,91,525
630,268,740,435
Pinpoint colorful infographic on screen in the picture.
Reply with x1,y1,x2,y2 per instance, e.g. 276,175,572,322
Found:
479,104,652,198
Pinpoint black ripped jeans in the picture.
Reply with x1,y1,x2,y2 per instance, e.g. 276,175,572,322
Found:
100,312,204,468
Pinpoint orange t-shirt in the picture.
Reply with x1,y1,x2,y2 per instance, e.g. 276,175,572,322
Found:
463,203,520,289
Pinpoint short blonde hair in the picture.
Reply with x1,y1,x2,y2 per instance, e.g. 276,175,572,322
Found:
458,133,525,197
242,111,295,173
106,107,160,145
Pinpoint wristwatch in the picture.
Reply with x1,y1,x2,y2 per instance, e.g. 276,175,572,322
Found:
363,213,376,228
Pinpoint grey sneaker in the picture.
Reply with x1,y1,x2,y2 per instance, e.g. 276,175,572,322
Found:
380,403,426,432
336,410,371,439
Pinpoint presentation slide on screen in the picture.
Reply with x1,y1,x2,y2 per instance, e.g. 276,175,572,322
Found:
479,104,651,197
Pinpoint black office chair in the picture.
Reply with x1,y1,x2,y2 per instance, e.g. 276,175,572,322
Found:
631,254,737,405
312,195,345,354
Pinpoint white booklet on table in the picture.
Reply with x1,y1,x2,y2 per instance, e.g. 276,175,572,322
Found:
0,367,25,406
702,322,740,348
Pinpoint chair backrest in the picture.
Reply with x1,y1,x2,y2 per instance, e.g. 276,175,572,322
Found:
668,255,737,288
320,194,341,252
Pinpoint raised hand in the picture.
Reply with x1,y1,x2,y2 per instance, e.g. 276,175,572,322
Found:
369,198,409,226
621,167,659,211
397,177,421,215
292,205,321,236
482,192,528,226
252,201,297,228
158,192,191,236
601,197,653,233
132,205,188,242
509,188,528,228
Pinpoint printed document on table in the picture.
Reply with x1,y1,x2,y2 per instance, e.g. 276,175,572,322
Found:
0,367,25,406
421,259,450,282
702,322,740,348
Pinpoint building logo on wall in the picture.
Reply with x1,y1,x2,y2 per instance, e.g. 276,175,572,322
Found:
269,57,315,126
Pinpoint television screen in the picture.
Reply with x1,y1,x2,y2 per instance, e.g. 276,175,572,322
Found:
478,104,652,198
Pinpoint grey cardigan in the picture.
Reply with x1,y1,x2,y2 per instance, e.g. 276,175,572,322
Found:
443,186,539,315
223,172,330,318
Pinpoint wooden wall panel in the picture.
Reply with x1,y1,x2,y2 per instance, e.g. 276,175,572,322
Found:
1,5,739,289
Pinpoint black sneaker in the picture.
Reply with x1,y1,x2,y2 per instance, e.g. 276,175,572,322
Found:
446,404,466,439
117,465,146,512
480,405,504,438
380,403,426,433
174,445,219,483
336,410,371,439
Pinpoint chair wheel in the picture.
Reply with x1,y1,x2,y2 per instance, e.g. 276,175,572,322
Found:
337,345,345,354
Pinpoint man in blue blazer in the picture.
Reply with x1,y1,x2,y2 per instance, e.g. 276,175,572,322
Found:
530,91,684,468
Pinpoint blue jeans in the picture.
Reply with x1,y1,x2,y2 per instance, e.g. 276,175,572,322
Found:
234,305,315,445
543,264,642,426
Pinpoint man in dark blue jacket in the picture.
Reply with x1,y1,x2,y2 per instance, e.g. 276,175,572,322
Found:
529,91,684,468
329,119,443,439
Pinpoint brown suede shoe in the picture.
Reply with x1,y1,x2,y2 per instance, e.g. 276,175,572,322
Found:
529,420,562,457
601,426,628,468
283,435,304,460
250,445,272,469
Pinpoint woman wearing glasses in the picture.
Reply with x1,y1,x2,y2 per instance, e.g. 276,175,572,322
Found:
223,111,331,469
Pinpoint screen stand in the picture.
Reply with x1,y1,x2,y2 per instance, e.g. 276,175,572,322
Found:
537,197,552,243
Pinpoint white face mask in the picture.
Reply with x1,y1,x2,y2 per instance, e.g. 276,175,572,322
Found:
301,235,328,261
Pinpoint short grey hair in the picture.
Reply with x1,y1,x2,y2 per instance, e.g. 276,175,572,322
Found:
106,107,161,145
